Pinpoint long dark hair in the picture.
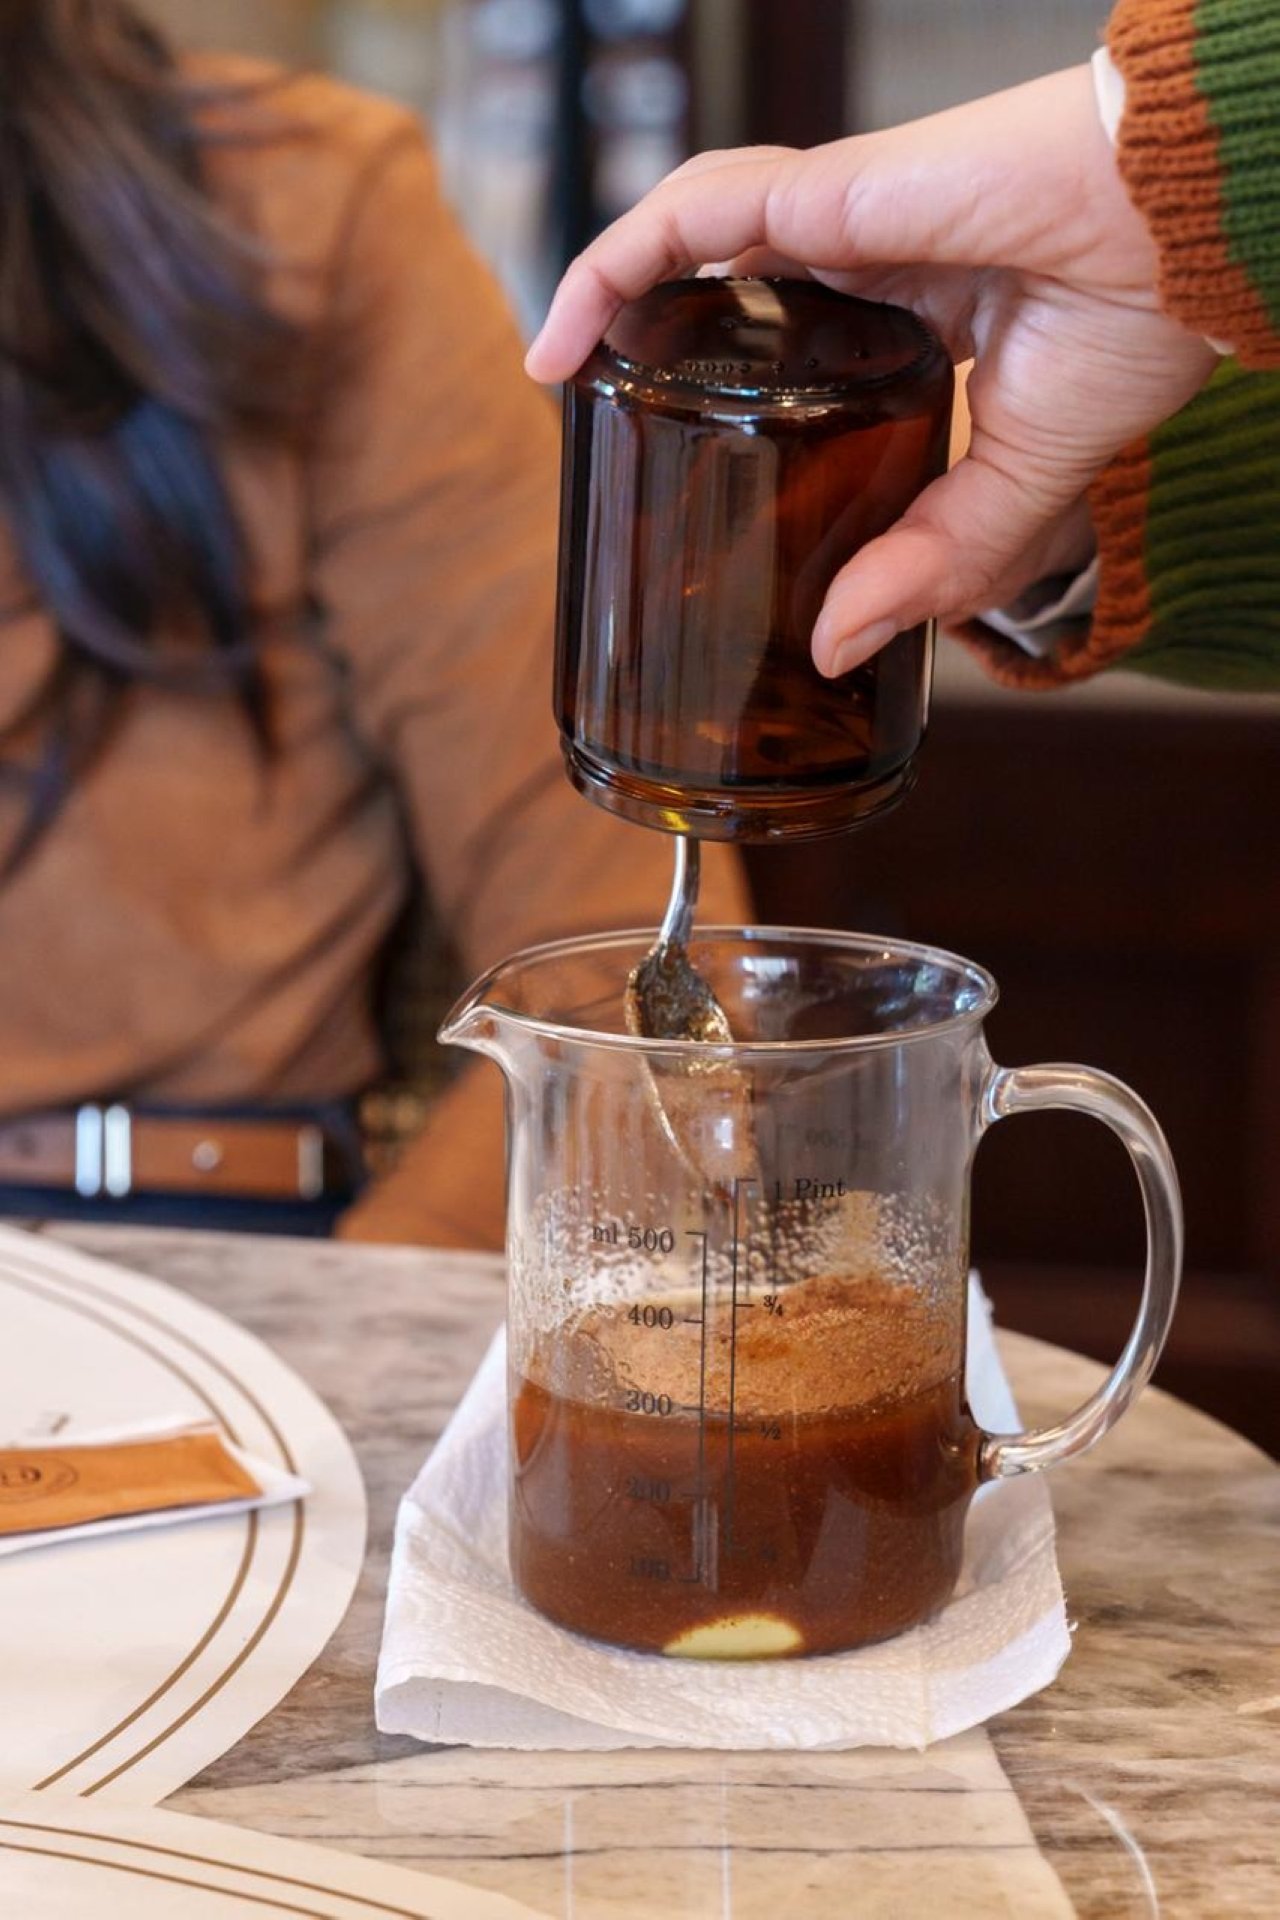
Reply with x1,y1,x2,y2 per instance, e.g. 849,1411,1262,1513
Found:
0,0,306,859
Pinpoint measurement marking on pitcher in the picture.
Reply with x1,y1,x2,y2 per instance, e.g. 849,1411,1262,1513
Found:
730,1177,767,1552
683,1227,711,1585
724,1179,747,1554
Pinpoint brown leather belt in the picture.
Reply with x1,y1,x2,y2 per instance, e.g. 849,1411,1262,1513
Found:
0,1108,338,1202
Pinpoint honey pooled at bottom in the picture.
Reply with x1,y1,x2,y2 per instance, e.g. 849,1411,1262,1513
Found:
511,1272,979,1658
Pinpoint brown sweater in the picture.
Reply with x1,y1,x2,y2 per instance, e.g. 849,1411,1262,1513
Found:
0,63,747,1245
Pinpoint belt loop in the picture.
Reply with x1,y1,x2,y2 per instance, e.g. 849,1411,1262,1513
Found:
75,1107,104,1199
103,1105,133,1199
297,1125,325,1201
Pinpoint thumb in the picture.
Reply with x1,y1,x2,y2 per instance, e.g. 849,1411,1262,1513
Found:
811,443,1089,676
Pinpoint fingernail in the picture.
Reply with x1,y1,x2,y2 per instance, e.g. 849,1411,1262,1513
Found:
823,618,899,678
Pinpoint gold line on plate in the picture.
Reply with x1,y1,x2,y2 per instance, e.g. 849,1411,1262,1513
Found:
0,1841,334,1917
3,1244,300,1468
33,1516,259,1791
84,1498,305,1794
0,1265,238,1440
0,1823,434,1919
0,1258,304,1793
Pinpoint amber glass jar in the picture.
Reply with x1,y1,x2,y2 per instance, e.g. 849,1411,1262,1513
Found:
553,279,954,840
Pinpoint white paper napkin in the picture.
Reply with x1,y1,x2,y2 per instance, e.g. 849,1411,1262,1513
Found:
0,1416,309,1559
377,1279,1071,1750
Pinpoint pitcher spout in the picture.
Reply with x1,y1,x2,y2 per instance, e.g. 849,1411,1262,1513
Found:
440,929,665,1069
437,980,510,1063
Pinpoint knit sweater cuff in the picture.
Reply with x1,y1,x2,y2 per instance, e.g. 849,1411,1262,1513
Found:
960,361,1280,691
1106,0,1280,367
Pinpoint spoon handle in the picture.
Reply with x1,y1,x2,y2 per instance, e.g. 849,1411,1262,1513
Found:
658,835,700,951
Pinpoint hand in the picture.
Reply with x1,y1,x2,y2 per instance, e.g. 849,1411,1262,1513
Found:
527,67,1217,675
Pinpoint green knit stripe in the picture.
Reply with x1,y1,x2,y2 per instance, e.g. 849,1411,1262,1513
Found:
1192,0,1280,335
1127,360,1280,689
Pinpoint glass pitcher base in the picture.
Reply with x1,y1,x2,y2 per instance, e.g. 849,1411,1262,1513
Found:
509,1563,965,1661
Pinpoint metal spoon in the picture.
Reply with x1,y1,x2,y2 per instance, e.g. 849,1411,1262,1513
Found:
625,837,732,1045
626,838,758,1187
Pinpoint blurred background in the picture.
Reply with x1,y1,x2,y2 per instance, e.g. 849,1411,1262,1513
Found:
147,0,1280,1449
150,0,1111,329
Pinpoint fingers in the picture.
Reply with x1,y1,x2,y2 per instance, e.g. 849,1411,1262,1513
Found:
525,144,802,381
671,143,797,182
524,152,798,381
524,131,976,382
702,246,817,281
525,68,1103,383
811,443,1095,676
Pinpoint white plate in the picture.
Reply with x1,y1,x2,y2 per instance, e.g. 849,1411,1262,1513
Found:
0,1795,545,1919
0,1227,367,1804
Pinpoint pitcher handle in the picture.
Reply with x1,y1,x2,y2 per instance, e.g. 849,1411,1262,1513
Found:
977,1064,1183,1480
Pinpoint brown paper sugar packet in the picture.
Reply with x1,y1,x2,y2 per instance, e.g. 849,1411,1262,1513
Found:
0,1429,261,1537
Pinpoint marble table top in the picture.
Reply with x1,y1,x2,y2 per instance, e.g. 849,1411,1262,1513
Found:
50,1226,1280,1919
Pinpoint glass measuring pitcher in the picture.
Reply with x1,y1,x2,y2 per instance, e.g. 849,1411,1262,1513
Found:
442,928,1182,1660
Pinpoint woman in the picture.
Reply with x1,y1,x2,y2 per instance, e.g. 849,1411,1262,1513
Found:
528,0,1280,692
0,1,746,1245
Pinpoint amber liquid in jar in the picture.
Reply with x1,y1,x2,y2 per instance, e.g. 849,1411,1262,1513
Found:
554,279,954,841
511,1273,979,1657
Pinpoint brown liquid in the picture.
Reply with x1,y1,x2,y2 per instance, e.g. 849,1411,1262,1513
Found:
554,280,953,841
511,1274,978,1657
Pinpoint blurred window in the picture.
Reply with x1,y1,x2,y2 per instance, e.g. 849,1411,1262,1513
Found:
848,0,1108,129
